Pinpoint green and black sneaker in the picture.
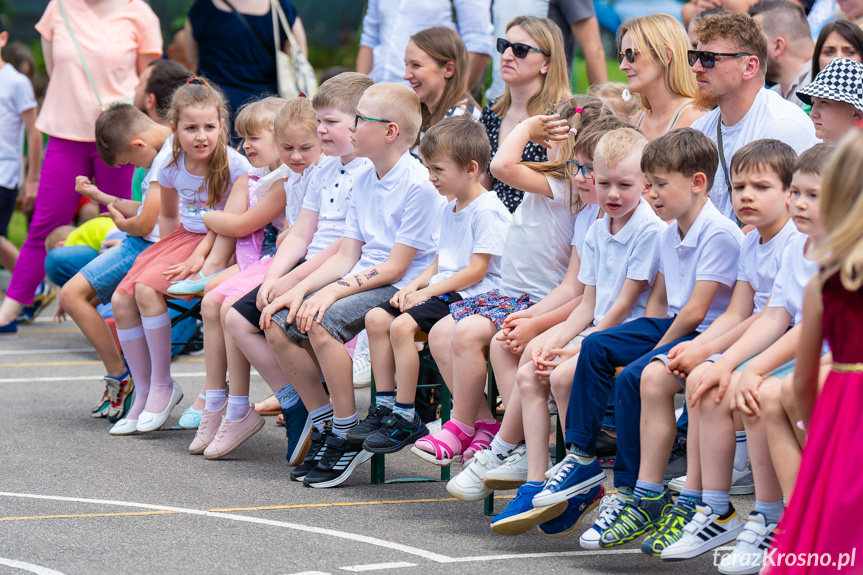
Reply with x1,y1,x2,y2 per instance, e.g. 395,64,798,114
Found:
641,499,698,556
600,489,674,547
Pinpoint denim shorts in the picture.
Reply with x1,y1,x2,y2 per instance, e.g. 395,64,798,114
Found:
80,235,154,304
735,356,796,379
272,284,398,345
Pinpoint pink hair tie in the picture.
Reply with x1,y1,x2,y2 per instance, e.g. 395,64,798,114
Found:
569,127,578,136
574,107,584,114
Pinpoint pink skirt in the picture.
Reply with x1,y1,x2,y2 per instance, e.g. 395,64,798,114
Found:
209,258,273,304
765,369,863,574
115,226,204,300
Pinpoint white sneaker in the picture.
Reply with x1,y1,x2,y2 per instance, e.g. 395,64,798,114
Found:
352,352,372,388
446,448,501,502
483,444,534,491
668,463,754,495
718,513,777,575
579,491,625,549
661,504,746,560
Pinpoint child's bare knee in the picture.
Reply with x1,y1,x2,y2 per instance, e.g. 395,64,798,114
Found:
389,314,418,341
364,307,392,335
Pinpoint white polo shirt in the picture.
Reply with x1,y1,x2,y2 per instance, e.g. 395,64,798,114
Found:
659,200,744,332
343,150,445,290
430,191,512,298
768,233,818,325
571,203,602,257
737,218,802,313
579,198,665,324
499,176,579,302
304,156,373,258
136,135,174,243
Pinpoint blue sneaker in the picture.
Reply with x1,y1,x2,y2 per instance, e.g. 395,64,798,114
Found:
283,400,312,466
17,281,55,324
491,482,568,536
0,319,18,336
532,454,606,508
539,485,604,537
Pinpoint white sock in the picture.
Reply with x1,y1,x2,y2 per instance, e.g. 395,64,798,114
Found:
489,436,517,462
734,430,748,469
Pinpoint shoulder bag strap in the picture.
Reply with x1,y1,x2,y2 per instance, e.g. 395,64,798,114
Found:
716,115,732,193
270,0,298,54
56,0,103,108
221,0,276,61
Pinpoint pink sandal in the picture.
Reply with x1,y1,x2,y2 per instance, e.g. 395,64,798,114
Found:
410,420,474,467
462,419,501,463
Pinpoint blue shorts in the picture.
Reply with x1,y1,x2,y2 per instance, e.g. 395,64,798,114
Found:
735,357,796,379
80,235,154,304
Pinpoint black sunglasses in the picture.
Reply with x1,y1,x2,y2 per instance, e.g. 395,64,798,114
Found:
687,50,753,68
617,48,640,64
496,38,548,59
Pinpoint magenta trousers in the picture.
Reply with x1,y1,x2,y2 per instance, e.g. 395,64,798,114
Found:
6,137,133,305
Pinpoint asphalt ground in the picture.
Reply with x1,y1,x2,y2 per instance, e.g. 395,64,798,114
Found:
0,296,755,575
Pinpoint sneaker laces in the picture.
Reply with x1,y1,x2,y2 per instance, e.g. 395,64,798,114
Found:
545,457,576,489
352,353,371,375
105,378,122,406
595,493,624,529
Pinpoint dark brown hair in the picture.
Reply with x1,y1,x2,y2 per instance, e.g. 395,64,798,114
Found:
730,139,796,188
95,103,156,167
812,19,863,78
419,115,490,172
641,127,718,190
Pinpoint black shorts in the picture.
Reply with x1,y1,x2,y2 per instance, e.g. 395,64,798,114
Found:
231,258,305,328
376,291,463,333
0,186,18,237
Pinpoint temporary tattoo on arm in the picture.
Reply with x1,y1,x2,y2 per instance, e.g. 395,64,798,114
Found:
336,280,350,287
354,275,364,287
365,269,380,280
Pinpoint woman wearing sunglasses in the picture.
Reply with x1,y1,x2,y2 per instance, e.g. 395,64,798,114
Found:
617,14,705,142
481,16,570,213
403,26,482,156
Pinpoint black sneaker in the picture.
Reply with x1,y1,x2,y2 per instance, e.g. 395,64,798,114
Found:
345,404,392,444
290,426,328,482
663,436,687,484
362,413,429,454
303,433,373,489
596,430,617,468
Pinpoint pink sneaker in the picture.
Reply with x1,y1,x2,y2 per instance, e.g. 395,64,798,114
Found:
410,420,474,466
463,419,501,463
188,403,227,455
204,408,265,460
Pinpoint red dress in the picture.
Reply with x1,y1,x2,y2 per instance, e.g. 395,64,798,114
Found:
766,274,863,574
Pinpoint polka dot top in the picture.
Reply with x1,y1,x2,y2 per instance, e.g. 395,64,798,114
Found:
481,103,549,213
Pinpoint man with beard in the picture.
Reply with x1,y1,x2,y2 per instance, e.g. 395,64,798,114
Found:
689,10,817,221
750,1,815,108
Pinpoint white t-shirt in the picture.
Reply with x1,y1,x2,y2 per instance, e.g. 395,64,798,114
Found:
579,198,665,325
156,147,251,233
283,164,313,230
571,203,602,257
499,176,578,301
0,64,37,189
768,233,818,325
659,200,745,332
304,156,373,259
429,191,512,298
737,218,801,313
691,88,818,220
137,135,174,243
343,150,445,290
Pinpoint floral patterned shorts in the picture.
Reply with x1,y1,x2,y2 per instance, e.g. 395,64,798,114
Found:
449,289,533,330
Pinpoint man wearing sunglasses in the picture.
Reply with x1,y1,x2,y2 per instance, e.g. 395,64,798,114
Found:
688,10,816,221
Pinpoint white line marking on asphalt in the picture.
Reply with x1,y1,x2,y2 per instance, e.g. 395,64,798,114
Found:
0,348,95,356
0,557,69,575
340,562,416,572
0,492,655,566
286,572,330,575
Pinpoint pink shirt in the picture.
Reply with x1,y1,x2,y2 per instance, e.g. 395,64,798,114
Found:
35,0,162,142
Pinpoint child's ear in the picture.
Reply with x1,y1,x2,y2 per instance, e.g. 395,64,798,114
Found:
691,172,708,194
465,159,479,178
129,137,147,149
385,122,400,144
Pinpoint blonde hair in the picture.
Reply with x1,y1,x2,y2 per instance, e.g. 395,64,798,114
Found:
166,77,232,208
524,95,616,214
594,127,648,167
419,115,490,172
312,71,374,116
362,83,423,144
275,96,319,143
409,27,479,132
235,97,285,139
491,16,570,118
45,225,75,251
817,130,863,290
588,82,640,119
617,14,698,112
